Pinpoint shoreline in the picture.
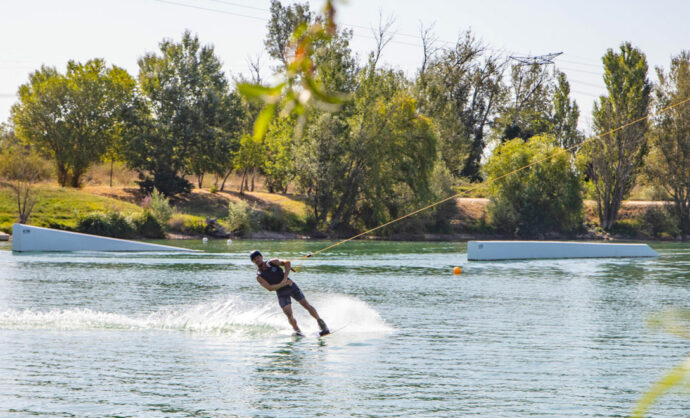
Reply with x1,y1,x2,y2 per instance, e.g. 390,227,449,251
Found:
165,230,689,243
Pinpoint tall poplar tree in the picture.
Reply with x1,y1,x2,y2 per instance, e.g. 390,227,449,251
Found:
646,51,690,237
588,42,651,230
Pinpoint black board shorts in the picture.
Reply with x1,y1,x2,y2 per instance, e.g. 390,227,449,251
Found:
276,283,305,308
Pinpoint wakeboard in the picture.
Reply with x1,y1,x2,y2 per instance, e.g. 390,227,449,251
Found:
316,323,349,338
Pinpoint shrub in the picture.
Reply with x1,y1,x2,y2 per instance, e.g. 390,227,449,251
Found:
46,221,75,232
137,171,191,198
168,213,207,235
610,219,642,238
148,188,173,226
209,185,219,194
133,211,165,238
640,205,679,239
227,200,252,235
76,212,136,238
485,135,584,237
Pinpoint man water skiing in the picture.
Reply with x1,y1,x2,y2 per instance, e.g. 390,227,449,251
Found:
250,250,330,337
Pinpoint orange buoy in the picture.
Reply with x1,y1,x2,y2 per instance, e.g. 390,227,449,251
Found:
453,266,462,275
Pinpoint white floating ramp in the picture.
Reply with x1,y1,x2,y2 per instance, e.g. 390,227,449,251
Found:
467,240,658,261
11,223,195,252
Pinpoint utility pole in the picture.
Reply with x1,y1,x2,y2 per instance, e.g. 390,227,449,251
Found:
508,52,562,66
508,52,563,127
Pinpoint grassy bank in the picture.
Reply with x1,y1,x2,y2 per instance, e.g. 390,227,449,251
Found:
0,183,312,237
0,178,681,240
0,185,142,232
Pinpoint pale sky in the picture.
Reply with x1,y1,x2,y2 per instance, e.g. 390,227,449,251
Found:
2,0,689,132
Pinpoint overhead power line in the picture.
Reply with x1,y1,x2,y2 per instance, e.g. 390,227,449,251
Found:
152,0,601,68
151,1,608,100
154,0,266,21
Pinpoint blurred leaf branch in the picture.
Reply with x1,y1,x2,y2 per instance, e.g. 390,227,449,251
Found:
238,0,349,141
632,308,690,417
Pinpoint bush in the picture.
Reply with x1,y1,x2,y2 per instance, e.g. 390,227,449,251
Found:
133,211,165,238
227,200,252,235
640,205,679,239
137,170,191,198
148,188,173,227
610,219,642,238
76,212,136,238
485,135,584,237
209,185,218,194
168,213,207,235
46,221,75,232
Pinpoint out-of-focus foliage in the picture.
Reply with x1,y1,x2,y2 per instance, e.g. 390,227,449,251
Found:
239,0,347,142
632,309,690,417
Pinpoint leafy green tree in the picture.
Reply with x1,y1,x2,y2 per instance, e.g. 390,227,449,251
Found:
11,60,137,187
294,111,348,225
265,0,313,66
415,31,506,180
234,134,264,194
494,62,554,142
0,123,20,150
296,64,437,232
239,0,346,143
485,135,583,236
551,71,581,149
645,51,690,237
355,92,438,230
126,31,240,196
263,116,295,193
588,42,651,230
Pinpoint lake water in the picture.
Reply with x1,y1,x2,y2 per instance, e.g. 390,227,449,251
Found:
0,240,688,416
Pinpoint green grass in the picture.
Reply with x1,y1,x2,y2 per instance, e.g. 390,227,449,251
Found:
0,185,143,233
0,185,311,236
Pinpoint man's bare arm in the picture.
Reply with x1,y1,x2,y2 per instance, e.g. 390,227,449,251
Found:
270,259,292,282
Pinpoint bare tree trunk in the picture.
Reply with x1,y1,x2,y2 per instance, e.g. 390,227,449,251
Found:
109,159,114,188
250,169,256,192
70,168,83,188
239,169,247,195
220,169,232,191
56,164,69,187
197,173,204,189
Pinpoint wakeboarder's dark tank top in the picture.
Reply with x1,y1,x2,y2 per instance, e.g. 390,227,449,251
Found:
258,262,293,296
258,262,284,286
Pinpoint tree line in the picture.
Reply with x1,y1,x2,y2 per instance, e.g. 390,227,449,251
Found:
3,0,690,238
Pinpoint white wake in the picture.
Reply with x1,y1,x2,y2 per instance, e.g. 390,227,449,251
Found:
0,294,393,339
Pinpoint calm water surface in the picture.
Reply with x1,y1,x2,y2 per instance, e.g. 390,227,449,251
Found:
0,240,688,416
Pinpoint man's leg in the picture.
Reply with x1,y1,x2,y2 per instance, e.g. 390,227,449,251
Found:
297,298,321,321
281,303,300,332
297,298,329,335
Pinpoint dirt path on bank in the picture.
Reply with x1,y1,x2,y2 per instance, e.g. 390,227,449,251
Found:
82,186,671,225
456,197,671,222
